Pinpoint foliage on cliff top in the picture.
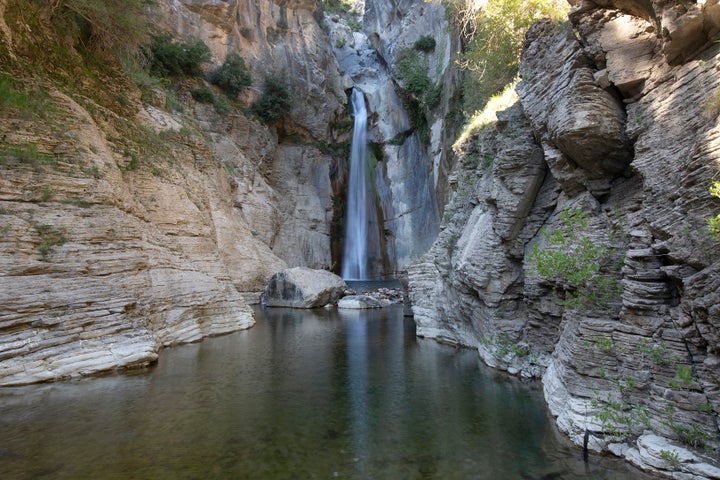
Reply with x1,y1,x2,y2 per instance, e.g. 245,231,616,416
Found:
446,0,568,117
454,81,518,151
1,0,154,114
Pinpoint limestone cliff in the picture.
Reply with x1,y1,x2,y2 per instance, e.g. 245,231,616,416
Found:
326,0,460,275
408,0,720,476
0,0,344,385
156,0,348,270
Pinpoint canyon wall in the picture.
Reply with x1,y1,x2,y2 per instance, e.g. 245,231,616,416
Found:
408,0,720,476
327,0,459,275
0,0,345,385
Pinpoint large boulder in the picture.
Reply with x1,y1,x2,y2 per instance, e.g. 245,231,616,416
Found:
263,267,348,308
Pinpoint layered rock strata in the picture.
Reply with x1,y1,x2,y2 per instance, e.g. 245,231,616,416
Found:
408,0,720,476
0,0,345,385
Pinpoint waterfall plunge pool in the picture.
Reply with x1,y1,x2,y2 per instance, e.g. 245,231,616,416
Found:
0,306,650,479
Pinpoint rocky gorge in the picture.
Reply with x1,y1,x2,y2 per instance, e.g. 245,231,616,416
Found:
1,0,720,477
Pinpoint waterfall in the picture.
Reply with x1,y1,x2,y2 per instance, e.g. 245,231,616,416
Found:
342,88,369,280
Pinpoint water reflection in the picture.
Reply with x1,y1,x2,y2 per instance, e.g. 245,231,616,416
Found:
0,305,651,479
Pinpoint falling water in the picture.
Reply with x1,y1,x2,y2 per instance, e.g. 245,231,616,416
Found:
342,88,369,280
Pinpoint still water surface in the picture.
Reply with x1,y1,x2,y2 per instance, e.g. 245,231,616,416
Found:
0,305,649,479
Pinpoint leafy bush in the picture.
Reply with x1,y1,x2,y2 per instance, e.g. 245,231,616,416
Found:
397,51,431,97
35,224,68,261
208,51,252,99
190,86,215,103
321,0,353,14
413,36,436,52
251,74,293,124
147,35,211,77
529,208,621,311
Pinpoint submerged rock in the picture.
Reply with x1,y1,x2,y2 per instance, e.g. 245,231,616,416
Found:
263,267,348,308
337,295,382,309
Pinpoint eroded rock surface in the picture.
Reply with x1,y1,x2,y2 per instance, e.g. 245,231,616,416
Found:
408,1,720,476
263,267,348,308
0,0,345,385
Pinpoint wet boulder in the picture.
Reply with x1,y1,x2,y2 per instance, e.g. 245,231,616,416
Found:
263,267,348,308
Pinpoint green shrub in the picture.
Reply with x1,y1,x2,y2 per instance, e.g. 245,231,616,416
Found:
251,74,293,124
147,35,211,77
208,51,252,99
529,208,620,311
321,0,353,14
397,50,431,97
190,86,215,103
212,95,231,114
35,224,68,261
413,35,436,52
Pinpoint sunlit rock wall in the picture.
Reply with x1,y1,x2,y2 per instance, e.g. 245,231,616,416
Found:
156,0,348,269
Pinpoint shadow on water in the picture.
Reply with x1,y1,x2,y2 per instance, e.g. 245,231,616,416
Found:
0,305,653,479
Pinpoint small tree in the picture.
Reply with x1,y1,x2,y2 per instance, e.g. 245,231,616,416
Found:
209,51,252,99
529,209,620,311
251,74,292,124
147,35,211,77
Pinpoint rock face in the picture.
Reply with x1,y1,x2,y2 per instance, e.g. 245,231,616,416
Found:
263,267,348,308
407,1,720,476
155,0,347,271
326,0,459,275
0,0,345,384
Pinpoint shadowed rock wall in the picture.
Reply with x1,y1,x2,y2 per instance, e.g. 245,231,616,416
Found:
408,1,720,476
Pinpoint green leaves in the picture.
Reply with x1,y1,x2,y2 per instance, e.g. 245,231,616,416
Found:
147,35,211,78
208,52,252,99
529,208,620,311
251,74,293,124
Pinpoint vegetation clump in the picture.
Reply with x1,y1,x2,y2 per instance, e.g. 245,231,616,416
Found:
251,74,293,124
147,35,211,77
321,0,354,15
35,223,68,261
528,208,621,311
397,51,432,97
190,86,215,104
208,51,252,99
413,36,436,52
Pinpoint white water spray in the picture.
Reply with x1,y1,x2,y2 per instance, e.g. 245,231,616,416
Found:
342,88,369,280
